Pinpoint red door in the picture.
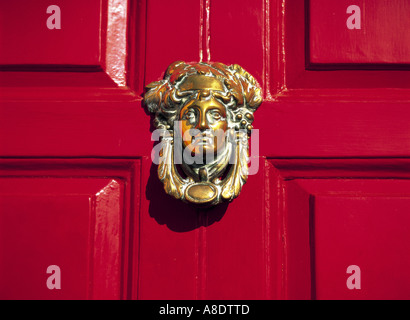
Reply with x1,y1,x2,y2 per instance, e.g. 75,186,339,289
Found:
1,0,410,300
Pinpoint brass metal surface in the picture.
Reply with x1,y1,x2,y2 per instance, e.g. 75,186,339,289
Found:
144,61,262,206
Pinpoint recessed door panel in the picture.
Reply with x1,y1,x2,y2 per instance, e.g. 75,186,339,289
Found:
313,195,410,300
0,0,101,65
309,0,410,65
271,160,410,300
0,177,123,299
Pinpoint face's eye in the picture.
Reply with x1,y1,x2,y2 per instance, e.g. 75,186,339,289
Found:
183,109,197,124
208,110,222,121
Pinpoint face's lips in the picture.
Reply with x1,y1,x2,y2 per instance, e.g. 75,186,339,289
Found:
192,134,214,146
184,128,227,152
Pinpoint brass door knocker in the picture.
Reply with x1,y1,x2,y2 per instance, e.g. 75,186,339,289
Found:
144,61,262,206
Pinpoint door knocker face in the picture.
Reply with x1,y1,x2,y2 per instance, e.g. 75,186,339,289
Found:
144,61,262,206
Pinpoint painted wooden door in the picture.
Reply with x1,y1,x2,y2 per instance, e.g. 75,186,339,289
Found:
0,0,409,300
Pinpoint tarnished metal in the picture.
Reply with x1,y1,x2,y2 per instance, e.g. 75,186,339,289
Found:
144,61,262,206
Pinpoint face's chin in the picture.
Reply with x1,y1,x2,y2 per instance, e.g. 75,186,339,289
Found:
180,133,232,183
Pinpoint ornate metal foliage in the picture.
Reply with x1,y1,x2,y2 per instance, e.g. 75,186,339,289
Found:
144,61,262,206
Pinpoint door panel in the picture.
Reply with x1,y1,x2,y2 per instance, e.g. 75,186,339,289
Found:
286,0,410,86
0,0,101,66
314,194,410,300
0,160,139,299
1,0,410,300
0,0,128,88
309,0,410,65
270,160,410,299
0,178,121,299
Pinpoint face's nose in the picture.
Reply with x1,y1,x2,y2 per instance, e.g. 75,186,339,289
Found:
195,110,209,131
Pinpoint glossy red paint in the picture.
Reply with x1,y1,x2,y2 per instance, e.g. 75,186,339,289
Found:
0,0,101,66
269,159,410,299
0,0,409,300
0,160,139,299
309,0,410,65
